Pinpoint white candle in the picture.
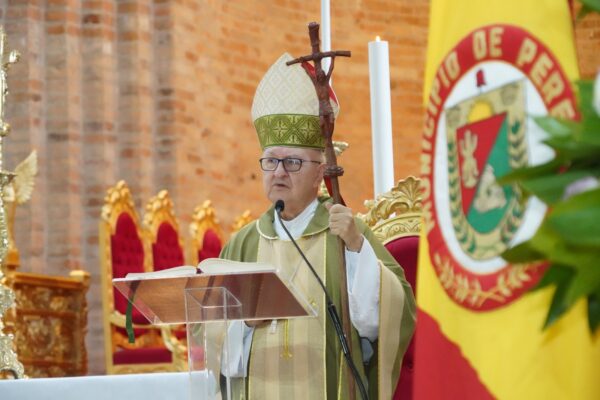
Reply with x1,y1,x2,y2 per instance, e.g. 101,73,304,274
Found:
368,36,395,197
321,0,331,76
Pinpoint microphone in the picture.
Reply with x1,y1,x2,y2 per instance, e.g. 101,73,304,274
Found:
275,199,285,213
274,200,369,400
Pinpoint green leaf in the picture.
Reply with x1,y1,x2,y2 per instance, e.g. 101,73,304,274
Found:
543,266,576,329
575,80,600,122
502,241,545,263
579,113,600,146
547,188,600,247
579,124,600,146
532,116,577,138
564,264,600,307
520,169,593,204
546,245,600,272
532,263,573,292
528,223,598,270
533,263,578,329
587,292,600,333
580,0,600,13
577,5,591,20
543,137,600,160
528,222,563,256
537,241,598,272
498,159,562,185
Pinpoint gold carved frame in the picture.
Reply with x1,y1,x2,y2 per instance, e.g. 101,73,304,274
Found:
359,176,423,244
189,200,224,264
231,210,254,234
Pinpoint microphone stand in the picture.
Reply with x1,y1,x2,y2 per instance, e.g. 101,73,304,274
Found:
275,201,369,400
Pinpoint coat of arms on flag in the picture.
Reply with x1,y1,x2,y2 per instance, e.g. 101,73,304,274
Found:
446,79,526,261
422,24,577,310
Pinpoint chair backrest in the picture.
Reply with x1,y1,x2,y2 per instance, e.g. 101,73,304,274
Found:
359,176,423,400
143,190,185,271
99,180,157,372
230,209,254,234
362,176,422,288
189,200,224,264
99,181,148,318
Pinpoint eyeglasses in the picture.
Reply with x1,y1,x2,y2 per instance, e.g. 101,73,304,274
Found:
259,157,322,172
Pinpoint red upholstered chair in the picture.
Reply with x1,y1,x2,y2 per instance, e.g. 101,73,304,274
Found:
99,181,180,374
143,190,186,271
189,200,224,264
360,176,422,400
142,190,188,368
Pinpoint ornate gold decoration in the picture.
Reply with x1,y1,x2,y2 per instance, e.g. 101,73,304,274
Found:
99,181,183,374
358,176,423,244
459,130,479,188
0,27,19,137
143,190,181,237
319,141,348,196
3,150,37,269
230,209,254,233
100,181,140,229
254,114,325,149
433,252,539,307
189,200,224,264
0,25,24,380
4,269,89,377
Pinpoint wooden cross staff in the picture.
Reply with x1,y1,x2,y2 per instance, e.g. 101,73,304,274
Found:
287,22,357,400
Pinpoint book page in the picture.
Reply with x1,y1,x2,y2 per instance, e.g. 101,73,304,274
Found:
125,265,198,280
198,258,276,275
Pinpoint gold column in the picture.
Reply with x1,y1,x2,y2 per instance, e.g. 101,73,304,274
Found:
0,25,25,379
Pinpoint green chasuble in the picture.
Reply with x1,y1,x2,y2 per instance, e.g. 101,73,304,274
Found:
220,197,416,399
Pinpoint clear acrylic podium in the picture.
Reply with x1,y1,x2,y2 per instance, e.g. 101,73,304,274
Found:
113,265,316,399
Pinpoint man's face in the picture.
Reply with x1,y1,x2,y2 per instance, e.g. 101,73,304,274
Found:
261,146,325,219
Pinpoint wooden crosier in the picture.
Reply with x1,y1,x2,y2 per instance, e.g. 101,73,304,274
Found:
287,22,359,400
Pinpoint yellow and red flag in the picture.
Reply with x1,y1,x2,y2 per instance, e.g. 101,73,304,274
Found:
416,1,600,399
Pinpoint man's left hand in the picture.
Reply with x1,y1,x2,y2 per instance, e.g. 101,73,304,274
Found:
325,203,364,252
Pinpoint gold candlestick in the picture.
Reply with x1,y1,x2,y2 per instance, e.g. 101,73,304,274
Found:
0,24,24,379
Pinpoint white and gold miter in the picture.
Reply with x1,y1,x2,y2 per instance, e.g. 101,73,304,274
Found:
251,53,339,150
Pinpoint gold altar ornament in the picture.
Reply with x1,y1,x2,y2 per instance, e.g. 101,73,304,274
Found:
3,150,38,269
0,25,25,379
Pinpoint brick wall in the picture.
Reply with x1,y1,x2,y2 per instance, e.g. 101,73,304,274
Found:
1,0,597,375
81,0,118,372
574,5,600,78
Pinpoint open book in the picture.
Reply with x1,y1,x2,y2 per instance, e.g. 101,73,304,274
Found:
115,257,315,324
125,258,276,280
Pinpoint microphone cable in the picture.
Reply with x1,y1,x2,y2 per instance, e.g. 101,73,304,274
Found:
274,200,369,400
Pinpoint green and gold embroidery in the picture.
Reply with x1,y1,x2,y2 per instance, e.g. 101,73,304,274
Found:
254,114,325,149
